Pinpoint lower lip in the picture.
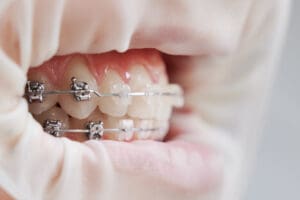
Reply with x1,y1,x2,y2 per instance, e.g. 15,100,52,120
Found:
85,113,223,193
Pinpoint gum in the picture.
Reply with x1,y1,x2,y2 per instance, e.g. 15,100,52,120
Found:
27,49,167,86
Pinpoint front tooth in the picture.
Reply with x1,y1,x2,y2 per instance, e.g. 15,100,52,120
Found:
27,71,58,115
149,120,169,141
58,55,98,119
103,117,134,141
134,119,153,140
152,84,184,120
98,69,131,117
127,66,156,119
118,119,134,141
34,106,69,131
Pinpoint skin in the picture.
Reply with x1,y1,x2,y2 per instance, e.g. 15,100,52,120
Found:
0,0,289,199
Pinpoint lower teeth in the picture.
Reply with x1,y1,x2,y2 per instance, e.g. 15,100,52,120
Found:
34,106,169,142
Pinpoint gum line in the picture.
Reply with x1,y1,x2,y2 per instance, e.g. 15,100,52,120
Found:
28,49,167,87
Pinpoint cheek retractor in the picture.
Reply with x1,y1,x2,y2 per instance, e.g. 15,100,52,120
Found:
25,77,183,140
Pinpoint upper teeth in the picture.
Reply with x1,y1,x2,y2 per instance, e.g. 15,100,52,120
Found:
25,77,183,104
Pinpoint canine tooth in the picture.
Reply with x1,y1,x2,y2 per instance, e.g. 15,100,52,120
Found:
34,106,69,130
58,56,98,119
134,119,153,140
27,72,58,115
98,69,131,117
127,66,156,119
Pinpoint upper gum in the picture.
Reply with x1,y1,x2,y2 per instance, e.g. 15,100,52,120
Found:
28,49,167,86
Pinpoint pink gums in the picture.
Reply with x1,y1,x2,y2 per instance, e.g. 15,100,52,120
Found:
28,49,167,86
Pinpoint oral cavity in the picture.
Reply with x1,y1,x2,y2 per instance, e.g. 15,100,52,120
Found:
27,49,183,142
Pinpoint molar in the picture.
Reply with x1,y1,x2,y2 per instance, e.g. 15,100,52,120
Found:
58,55,98,119
33,106,70,131
27,71,58,115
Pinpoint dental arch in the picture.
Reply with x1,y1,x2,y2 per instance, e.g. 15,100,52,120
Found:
43,119,164,140
26,77,183,103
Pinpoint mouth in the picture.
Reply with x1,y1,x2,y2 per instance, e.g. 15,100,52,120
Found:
26,49,184,142
25,45,222,192
24,48,222,192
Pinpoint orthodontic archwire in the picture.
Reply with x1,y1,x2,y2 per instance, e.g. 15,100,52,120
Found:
43,119,165,140
25,77,183,103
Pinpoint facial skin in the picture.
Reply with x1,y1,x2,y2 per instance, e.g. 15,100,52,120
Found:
0,0,289,200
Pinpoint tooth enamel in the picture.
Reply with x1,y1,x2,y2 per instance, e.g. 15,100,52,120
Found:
58,56,98,119
149,120,169,141
68,108,104,141
27,72,58,115
102,116,134,141
134,119,153,140
127,66,157,119
166,84,184,107
118,119,134,141
33,106,69,130
69,108,104,129
98,69,131,117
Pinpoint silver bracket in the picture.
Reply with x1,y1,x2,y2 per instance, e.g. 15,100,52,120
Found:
86,121,104,140
70,77,91,101
26,81,45,103
43,119,63,137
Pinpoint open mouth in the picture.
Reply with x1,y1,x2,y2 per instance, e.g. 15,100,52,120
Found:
23,47,222,192
26,48,184,142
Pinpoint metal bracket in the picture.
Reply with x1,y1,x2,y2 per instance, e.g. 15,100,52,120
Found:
70,77,91,101
86,121,104,140
43,119,63,137
26,81,45,103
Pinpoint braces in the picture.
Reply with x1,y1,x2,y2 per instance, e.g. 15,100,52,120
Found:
26,77,183,103
43,119,163,140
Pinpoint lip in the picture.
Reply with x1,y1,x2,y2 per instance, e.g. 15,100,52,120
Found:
27,48,224,193
84,111,223,192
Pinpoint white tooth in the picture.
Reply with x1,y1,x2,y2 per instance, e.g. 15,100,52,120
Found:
69,108,104,128
166,84,184,107
134,119,153,140
27,72,58,115
103,117,133,141
117,119,134,141
68,108,104,141
58,56,98,119
34,106,69,130
127,66,157,119
98,69,131,117
149,120,169,141
152,84,184,120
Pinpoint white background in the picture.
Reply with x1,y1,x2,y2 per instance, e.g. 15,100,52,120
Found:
245,1,300,199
